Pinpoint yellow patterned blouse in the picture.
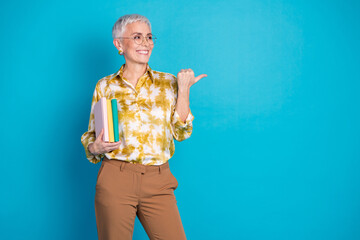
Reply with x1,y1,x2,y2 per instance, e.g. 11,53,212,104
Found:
81,64,194,165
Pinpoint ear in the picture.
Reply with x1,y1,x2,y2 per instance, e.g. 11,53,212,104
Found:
113,38,123,52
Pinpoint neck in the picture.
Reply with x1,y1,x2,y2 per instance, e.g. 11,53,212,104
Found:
123,62,148,83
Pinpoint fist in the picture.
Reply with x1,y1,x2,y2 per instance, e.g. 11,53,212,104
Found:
177,69,207,91
88,128,121,155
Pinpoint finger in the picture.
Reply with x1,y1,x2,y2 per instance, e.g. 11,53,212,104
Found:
97,128,104,141
104,144,120,152
105,141,121,146
194,74,207,83
111,145,120,151
105,139,121,145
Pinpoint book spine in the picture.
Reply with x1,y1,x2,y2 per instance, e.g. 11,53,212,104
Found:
101,98,109,142
107,99,114,142
111,99,119,142
94,99,101,139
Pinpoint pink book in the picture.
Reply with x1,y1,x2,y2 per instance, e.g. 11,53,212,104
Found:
94,97,109,142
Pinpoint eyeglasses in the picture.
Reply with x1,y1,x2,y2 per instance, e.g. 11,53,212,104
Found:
118,34,157,45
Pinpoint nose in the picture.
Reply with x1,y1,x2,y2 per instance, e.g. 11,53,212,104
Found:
141,37,150,47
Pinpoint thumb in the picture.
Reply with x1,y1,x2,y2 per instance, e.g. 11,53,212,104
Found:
193,74,207,84
97,128,104,141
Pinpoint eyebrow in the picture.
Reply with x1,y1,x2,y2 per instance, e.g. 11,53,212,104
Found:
130,32,153,36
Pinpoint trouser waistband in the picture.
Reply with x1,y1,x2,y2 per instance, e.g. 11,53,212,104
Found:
103,156,169,174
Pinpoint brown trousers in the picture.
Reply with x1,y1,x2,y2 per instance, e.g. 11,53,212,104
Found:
95,157,187,240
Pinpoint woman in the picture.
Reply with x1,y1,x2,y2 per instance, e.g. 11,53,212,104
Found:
81,14,206,240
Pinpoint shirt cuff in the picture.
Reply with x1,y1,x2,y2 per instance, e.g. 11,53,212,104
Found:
85,140,102,164
172,109,194,127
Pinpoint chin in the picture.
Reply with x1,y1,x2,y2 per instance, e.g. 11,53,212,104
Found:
136,60,149,65
124,54,151,65
137,58,151,64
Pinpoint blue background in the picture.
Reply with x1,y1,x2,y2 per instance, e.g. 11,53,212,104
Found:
1,0,359,239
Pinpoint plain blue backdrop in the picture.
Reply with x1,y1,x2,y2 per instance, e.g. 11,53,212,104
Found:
1,0,359,239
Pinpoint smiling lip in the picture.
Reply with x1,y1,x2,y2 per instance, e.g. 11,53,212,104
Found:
136,50,149,55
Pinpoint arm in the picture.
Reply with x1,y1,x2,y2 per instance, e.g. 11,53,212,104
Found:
170,69,207,141
175,69,207,122
80,84,121,164
175,88,190,123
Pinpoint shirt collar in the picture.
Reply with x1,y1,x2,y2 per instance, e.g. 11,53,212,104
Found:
114,64,154,83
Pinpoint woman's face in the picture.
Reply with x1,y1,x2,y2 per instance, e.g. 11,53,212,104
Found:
119,21,153,65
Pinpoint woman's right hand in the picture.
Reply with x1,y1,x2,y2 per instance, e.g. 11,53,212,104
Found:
88,129,121,155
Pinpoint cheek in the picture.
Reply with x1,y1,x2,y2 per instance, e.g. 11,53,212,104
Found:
124,42,136,51
149,46,154,54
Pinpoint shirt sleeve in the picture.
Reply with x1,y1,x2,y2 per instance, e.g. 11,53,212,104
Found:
170,108,194,142
80,84,103,164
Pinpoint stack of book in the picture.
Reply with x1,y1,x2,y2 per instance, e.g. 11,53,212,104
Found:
94,97,119,142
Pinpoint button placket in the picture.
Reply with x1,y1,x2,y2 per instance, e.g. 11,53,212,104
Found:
136,95,146,157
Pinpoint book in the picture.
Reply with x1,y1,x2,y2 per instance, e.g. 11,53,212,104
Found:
111,99,119,142
107,99,115,142
94,97,109,142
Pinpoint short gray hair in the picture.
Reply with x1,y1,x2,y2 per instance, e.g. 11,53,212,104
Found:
112,14,151,39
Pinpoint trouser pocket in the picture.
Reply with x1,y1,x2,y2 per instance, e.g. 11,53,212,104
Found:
168,169,179,190
96,162,105,183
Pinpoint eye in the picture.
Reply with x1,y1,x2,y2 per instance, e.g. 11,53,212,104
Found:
147,36,153,40
133,35,142,40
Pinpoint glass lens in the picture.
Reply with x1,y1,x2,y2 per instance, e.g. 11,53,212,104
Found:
132,35,156,45
133,35,143,45
147,36,155,44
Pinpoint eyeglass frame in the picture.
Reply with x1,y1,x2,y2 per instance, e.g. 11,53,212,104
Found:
117,34,157,45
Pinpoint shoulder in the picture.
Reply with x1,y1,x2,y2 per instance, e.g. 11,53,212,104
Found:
96,72,117,86
91,72,118,98
95,72,118,89
150,69,177,87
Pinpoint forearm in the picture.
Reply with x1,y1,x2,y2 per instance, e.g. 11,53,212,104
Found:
175,68,206,123
175,88,190,123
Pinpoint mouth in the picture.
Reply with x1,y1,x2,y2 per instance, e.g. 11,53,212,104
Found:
136,50,149,55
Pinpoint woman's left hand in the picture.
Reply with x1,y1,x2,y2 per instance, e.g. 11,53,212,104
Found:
177,69,207,92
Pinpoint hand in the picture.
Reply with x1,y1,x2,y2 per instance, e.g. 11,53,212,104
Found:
88,128,121,155
177,69,207,92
